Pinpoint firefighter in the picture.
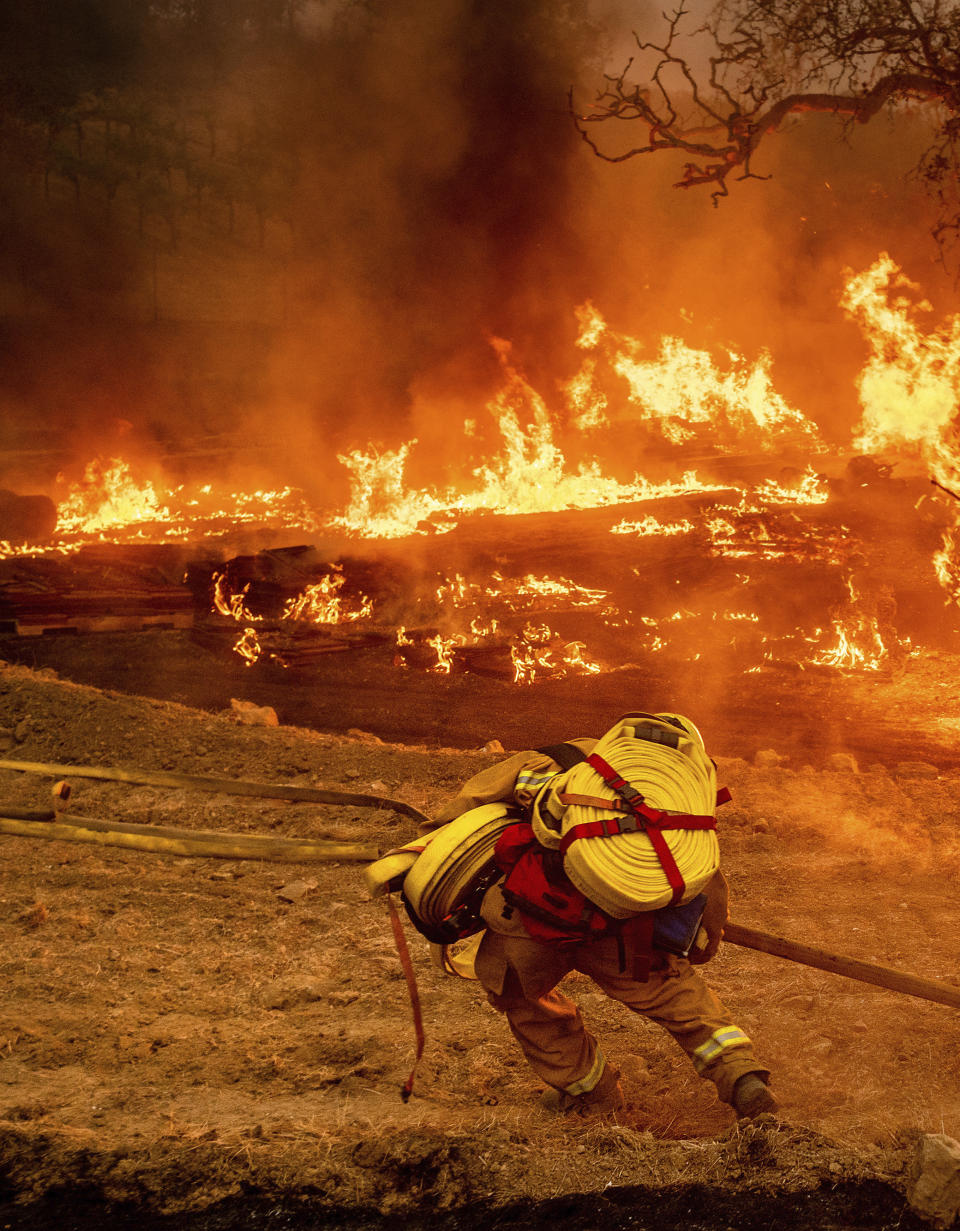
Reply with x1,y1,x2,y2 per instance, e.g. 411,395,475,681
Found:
433,716,778,1119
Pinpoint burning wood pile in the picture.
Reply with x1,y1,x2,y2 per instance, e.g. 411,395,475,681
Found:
182,459,952,684
2,256,960,691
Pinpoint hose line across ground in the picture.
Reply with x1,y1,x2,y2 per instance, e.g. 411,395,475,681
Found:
0,755,433,862
0,811,379,862
0,758,433,828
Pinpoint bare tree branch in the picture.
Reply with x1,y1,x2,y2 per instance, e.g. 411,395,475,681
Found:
574,0,960,227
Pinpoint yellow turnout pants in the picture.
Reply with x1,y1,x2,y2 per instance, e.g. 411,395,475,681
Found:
475,925,768,1102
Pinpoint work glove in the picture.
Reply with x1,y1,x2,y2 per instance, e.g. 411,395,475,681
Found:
688,869,729,965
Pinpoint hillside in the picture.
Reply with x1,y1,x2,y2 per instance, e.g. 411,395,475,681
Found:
0,661,958,1228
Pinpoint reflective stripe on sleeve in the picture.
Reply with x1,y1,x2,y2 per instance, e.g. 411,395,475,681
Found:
514,769,560,800
563,1047,606,1096
692,1027,752,1073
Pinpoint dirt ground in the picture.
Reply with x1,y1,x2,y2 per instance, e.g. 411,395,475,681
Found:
0,659,959,1227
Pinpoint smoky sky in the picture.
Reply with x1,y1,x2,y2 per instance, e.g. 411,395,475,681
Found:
276,0,621,428
0,0,948,498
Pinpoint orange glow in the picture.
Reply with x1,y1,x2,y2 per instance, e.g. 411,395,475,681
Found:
282,568,373,624
18,256,960,686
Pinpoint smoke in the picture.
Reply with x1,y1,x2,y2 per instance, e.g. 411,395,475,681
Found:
267,0,619,496
0,0,950,503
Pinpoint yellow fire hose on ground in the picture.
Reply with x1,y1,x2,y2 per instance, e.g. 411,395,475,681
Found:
2,758,960,1011
0,756,423,863
0,805,379,863
0,758,432,825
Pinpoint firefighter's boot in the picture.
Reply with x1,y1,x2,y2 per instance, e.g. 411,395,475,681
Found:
540,1063,625,1116
731,1072,779,1118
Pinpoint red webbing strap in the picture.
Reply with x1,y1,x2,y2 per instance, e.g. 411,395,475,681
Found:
561,753,718,906
386,894,425,1102
642,822,686,906
623,912,655,982
558,800,717,828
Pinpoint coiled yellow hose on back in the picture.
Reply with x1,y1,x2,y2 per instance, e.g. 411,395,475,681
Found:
549,714,720,916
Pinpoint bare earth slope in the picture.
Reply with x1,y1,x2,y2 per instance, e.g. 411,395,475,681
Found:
0,661,958,1227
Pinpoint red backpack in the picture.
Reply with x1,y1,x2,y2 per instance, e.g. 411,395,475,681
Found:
494,819,660,979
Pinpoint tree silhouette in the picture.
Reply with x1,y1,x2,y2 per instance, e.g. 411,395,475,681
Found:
575,1,960,256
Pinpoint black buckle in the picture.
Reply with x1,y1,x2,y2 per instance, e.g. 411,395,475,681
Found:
635,724,680,749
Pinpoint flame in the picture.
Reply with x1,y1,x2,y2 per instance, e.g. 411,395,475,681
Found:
392,578,607,683
611,514,695,537
330,445,725,539
934,519,960,604
24,256,960,688
510,621,602,685
53,456,320,548
470,615,500,638
753,468,829,506
573,301,607,351
561,357,608,430
436,571,611,614
213,572,261,623
426,632,465,674
495,573,609,609
840,255,960,601
282,568,373,624
328,330,744,540
0,541,73,560
809,617,887,671
805,572,908,672
703,493,850,564
234,627,262,666
570,303,821,446
56,458,169,535
844,254,960,485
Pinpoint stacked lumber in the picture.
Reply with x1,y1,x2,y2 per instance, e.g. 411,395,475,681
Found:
0,544,206,636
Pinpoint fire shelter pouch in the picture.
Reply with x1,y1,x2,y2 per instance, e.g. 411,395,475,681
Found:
650,893,707,957
495,821,615,945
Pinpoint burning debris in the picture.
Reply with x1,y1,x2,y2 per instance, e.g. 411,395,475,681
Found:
1,257,960,688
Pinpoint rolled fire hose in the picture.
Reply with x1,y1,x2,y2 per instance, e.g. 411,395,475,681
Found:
365,805,516,983
397,803,514,926
538,714,721,915
365,803,514,925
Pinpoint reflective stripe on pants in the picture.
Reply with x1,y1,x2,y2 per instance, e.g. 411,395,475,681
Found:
476,927,768,1102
